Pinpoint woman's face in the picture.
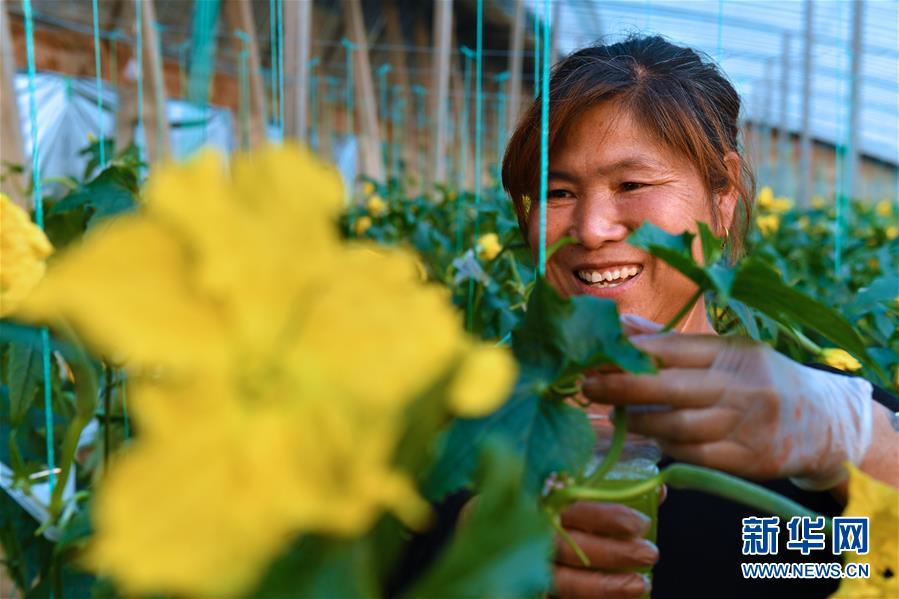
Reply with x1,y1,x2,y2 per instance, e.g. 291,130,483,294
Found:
528,101,733,328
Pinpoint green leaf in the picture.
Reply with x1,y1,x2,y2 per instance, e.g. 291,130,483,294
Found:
697,222,723,265
627,222,710,288
511,278,654,379
731,258,881,375
424,371,595,498
557,294,655,379
250,536,377,599
50,166,137,228
8,344,40,426
406,442,552,599
43,206,89,250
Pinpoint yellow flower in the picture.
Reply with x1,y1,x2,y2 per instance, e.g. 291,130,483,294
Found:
361,181,376,197
19,145,511,597
756,214,780,236
366,194,387,217
797,216,810,230
354,215,372,235
867,257,879,271
757,186,774,209
0,193,53,317
875,199,892,217
770,197,794,213
477,232,503,261
449,344,518,417
811,196,826,209
886,225,898,240
818,348,861,372
830,464,898,598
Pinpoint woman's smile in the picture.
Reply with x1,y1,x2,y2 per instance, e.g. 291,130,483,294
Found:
571,262,644,297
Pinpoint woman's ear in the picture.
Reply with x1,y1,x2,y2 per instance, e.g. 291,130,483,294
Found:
716,151,742,232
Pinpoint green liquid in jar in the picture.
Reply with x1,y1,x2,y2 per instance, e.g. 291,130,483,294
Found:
586,457,660,596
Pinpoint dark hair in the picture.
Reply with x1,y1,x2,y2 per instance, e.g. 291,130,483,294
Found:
502,34,756,260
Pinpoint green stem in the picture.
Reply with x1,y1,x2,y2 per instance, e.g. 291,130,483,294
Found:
774,320,823,355
48,322,98,518
548,510,590,567
563,463,832,535
662,288,703,333
584,406,627,485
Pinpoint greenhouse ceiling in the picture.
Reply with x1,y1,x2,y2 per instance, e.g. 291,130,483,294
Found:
549,0,898,167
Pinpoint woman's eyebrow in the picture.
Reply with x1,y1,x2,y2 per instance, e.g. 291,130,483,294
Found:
597,157,664,174
548,157,665,181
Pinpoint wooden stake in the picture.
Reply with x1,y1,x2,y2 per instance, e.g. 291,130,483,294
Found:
138,0,171,161
430,0,452,184
222,0,266,148
283,0,312,142
506,0,525,133
0,0,27,207
345,0,384,181
383,1,417,176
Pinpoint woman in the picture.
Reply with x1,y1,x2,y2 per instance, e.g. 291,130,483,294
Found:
498,35,899,598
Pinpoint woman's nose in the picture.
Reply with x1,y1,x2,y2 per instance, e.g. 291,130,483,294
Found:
570,196,629,249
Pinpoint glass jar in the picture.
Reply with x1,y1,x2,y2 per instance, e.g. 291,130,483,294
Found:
584,411,661,594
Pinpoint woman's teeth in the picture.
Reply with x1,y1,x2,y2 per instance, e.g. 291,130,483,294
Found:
576,266,642,287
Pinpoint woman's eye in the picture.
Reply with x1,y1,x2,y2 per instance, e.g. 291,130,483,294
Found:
547,189,573,199
621,182,647,192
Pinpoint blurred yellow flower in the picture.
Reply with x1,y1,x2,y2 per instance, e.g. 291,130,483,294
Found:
0,193,53,317
477,232,503,261
757,187,793,213
19,145,512,597
366,195,387,217
756,214,780,236
797,216,810,230
818,348,861,372
866,257,879,271
830,464,898,598
449,344,518,417
361,181,376,197
354,215,372,235
810,196,826,209
770,197,794,213
757,186,774,209
875,199,892,217
886,226,898,240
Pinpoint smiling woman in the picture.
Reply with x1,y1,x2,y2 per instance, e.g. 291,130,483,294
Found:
496,34,899,599
504,36,753,333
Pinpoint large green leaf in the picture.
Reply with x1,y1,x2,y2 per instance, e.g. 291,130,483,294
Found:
250,536,377,599
406,443,552,599
424,371,595,498
628,221,882,377
731,258,880,374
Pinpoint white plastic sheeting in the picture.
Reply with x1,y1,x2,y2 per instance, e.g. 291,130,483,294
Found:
14,72,235,182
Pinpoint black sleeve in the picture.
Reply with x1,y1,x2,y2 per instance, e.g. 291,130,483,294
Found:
385,489,472,597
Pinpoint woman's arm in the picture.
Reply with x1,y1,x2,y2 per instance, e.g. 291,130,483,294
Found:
830,402,899,501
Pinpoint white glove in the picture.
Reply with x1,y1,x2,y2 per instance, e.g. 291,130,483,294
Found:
584,315,874,490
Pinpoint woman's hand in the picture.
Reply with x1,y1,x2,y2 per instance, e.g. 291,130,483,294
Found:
552,502,657,599
583,317,875,490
